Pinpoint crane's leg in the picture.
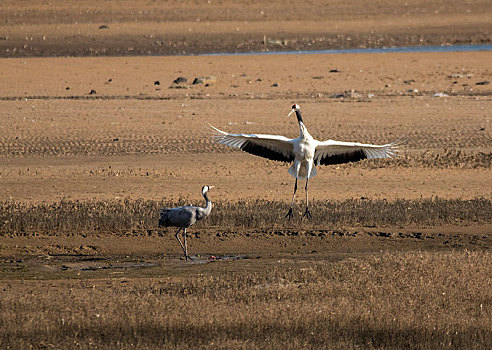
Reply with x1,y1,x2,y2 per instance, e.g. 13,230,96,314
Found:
175,228,193,261
182,228,194,261
285,178,298,219
174,228,187,258
303,178,312,219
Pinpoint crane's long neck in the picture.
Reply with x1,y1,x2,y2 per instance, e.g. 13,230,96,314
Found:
295,110,309,137
202,191,212,215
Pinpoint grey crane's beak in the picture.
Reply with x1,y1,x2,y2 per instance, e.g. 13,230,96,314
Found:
208,186,215,190
287,109,295,117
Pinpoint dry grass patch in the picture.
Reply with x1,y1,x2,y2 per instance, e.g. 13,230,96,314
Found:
0,197,490,235
1,251,490,349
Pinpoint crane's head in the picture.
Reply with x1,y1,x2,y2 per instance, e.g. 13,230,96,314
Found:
288,104,300,117
202,185,214,194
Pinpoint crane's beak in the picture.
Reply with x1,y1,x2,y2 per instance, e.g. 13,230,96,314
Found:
209,186,215,190
288,109,295,117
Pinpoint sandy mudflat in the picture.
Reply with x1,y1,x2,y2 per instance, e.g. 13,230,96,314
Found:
0,0,490,56
0,52,490,203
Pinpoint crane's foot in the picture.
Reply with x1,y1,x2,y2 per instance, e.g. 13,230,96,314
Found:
302,207,312,219
285,207,294,220
184,255,194,261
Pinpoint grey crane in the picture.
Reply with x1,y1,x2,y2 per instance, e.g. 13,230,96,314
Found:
211,104,402,219
158,185,214,261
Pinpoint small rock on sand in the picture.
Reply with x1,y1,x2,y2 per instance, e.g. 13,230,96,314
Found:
173,77,188,84
192,76,216,85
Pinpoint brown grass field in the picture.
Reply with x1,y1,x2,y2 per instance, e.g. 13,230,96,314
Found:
0,1,491,349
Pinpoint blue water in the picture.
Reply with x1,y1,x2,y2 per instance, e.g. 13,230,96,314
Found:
199,44,492,57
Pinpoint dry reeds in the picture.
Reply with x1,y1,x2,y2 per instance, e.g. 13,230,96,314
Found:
1,197,490,235
1,251,490,349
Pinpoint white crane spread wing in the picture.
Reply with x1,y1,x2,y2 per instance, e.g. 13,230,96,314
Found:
211,125,295,163
314,138,402,166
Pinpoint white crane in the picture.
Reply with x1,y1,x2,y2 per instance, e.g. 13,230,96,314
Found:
158,185,214,260
211,104,402,219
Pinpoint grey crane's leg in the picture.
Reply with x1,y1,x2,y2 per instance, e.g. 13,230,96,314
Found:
174,228,187,259
183,228,194,261
285,178,298,219
175,228,193,261
303,179,312,219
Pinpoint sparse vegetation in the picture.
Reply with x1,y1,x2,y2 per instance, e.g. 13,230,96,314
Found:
1,251,490,349
358,149,491,169
0,197,490,235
